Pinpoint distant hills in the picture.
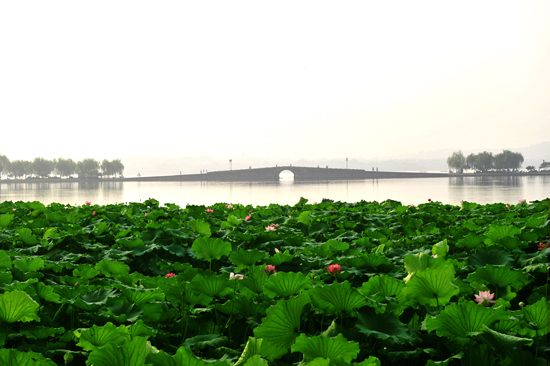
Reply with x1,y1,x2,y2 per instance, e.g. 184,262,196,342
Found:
121,141,550,177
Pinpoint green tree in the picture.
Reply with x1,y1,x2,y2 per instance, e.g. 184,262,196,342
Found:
446,151,466,173
493,150,524,171
540,161,550,171
101,159,114,177
466,153,476,170
8,160,31,179
77,158,100,179
112,159,124,177
55,158,77,178
32,157,55,178
0,155,9,179
473,151,494,172
526,165,535,172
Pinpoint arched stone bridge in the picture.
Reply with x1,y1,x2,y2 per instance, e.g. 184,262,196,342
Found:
124,166,448,182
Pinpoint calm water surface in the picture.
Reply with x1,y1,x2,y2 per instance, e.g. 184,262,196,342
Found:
1,176,549,207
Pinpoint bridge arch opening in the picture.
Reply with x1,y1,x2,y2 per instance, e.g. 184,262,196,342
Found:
279,170,294,180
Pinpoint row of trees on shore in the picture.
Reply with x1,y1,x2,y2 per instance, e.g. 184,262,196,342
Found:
447,150,549,172
0,155,124,179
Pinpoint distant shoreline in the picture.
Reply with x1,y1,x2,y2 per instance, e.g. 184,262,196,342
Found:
1,170,549,184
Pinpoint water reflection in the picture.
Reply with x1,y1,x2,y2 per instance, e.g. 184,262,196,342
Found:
0,176,548,207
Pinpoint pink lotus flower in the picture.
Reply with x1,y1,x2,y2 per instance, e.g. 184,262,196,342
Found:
408,204,415,208
274,248,280,253
85,201,92,206
432,254,438,258
245,215,251,221
506,204,510,209
225,204,234,209
165,273,176,278
265,265,277,275
229,272,244,280
12,208,16,211
474,290,496,306
265,224,277,232
144,213,147,216
518,199,526,203
538,242,549,250
205,209,214,213
428,198,431,202
327,264,341,276
92,211,97,216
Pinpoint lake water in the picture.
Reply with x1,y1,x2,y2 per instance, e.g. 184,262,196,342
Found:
1,176,549,208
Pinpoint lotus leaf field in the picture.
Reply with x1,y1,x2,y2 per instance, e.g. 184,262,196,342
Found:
0,197,548,366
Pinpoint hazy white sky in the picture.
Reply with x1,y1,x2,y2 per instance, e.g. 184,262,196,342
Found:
1,1,549,162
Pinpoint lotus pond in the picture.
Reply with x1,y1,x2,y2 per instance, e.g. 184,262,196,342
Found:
0,198,548,365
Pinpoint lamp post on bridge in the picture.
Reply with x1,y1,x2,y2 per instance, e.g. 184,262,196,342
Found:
229,159,232,171
346,158,348,169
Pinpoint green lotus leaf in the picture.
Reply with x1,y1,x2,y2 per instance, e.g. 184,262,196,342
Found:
87,336,155,366
241,268,268,294
72,288,118,311
426,300,509,340
73,264,100,280
0,214,14,228
291,333,360,363
298,211,312,227
35,283,60,303
254,293,310,360
309,280,366,316
118,285,165,305
478,324,532,353
354,356,381,366
358,275,410,315
162,243,188,257
0,348,56,366
0,271,13,286
502,349,547,366
230,249,266,267
431,239,449,258
349,253,393,271
403,252,447,282
146,346,231,366
263,250,293,266
309,222,328,236
117,237,145,249
216,297,270,317
467,265,530,291
243,355,268,366
13,257,44,272
17,228,39,245
517,298,549,337
355,307,412,345
76,322,130,351
224,215,242,227
456,233,482,249
19,324,64,340
325,239,349,252
468,250,513,268
95,259,130,278
0,250,12,269
191,237,232,262
182,334,227,350
484,225,521,242
402,265,459,308
100,300,143,323
0,290,40,323
263,271,311,298
189,273,232,298
234,337,263,366
189,219,211,237
128,319,158,338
